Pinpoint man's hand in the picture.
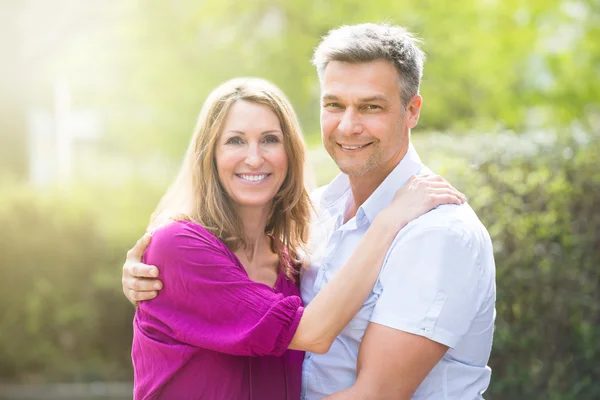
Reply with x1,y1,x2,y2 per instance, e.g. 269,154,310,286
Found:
122,233,163,306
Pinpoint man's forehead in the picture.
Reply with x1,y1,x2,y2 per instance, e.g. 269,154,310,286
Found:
321,92,390,103
320,60,400,100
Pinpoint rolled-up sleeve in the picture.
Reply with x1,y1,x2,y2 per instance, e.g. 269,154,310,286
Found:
370,227,482,349
136,221,304,357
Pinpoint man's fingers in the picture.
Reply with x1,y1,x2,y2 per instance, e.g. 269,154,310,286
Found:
128,261,159,279
126,276,162,292
123,260,159,278
129,289,158,302
126,233,152,262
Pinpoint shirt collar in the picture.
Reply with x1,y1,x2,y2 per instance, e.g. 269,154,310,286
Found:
320,142,425,225
319,169,352,211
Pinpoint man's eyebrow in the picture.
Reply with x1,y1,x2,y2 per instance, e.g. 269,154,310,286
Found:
321,94,389,103
321,94,339,101
359,95,389,103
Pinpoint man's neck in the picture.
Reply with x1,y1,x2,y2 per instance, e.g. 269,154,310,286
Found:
344,144,409,223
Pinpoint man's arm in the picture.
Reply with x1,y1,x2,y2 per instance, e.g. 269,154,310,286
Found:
122,233,162,305
325,323,448,400
326,224,484,399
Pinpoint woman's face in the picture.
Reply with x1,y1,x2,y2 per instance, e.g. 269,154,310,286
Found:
215,100,288,210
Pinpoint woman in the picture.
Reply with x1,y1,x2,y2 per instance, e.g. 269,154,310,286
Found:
132,77,464,399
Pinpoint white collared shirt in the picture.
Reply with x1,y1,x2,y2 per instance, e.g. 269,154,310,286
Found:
300,144,496,399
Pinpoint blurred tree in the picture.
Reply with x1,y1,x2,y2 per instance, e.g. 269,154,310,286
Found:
0,1,28,179
1,3,599,396
3,0,595,168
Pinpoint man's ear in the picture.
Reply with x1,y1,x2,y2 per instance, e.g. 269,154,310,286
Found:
406,94,422,129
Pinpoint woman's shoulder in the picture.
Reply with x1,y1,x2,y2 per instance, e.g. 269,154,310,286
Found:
142,220,245,282
148,220,227,257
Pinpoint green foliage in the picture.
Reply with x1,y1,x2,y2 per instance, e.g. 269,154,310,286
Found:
310,129,600,398
1,1,599,397
0,181,162,383
2,1,598,164
1,132,599,399
423,131,600,399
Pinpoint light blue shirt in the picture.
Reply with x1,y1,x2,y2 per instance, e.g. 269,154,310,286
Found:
300,144,496,399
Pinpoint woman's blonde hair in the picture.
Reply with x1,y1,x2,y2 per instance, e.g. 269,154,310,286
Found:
149,78,311,280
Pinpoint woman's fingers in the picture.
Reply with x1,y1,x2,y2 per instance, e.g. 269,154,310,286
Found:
426,188,465,208
421,180,466,202
396,175,467,208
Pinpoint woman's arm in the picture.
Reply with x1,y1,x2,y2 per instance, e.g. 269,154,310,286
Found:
136,221,304,358
135,175,464,356
290,174,464,353
289,213,401,353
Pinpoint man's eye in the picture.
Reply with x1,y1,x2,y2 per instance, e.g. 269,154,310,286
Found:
364,104,381,110
324,102,343,109
225,137,243,145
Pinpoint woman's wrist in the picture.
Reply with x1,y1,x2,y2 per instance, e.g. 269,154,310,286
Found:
372,209,409,237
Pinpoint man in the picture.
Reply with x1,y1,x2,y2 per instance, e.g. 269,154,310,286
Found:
123,23,496,399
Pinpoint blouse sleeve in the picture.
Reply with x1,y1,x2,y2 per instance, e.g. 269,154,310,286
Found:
136,220,304,357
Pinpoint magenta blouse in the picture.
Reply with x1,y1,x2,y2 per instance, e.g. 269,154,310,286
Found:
132,220,305,400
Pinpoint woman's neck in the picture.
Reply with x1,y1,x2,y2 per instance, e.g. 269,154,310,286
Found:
235,204,272,262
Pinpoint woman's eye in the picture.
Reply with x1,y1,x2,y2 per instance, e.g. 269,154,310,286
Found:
225,137,243,145
264,135,281,144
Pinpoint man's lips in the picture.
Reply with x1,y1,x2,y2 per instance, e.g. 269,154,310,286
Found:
337,143,373,151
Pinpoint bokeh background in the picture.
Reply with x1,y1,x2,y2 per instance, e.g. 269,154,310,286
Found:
1,0,599,399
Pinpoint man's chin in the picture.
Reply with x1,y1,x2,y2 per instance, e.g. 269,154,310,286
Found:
336,162,371,177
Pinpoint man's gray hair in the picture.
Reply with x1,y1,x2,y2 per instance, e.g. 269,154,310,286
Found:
312,23,425,107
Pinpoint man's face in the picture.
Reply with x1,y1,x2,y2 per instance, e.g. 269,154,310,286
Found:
320,60,421,179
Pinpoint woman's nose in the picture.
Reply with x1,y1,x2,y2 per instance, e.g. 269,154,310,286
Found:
244,145,264,167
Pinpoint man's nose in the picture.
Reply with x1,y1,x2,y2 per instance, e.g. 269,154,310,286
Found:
337,108,362,136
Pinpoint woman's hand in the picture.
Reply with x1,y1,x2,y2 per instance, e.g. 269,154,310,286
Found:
381,174,466,231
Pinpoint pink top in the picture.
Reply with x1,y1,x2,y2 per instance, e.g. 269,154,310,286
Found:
132,220,305,399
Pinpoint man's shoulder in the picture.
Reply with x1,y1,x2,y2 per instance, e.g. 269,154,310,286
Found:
409,203,485,234
378,203,496,310
390,203,492,257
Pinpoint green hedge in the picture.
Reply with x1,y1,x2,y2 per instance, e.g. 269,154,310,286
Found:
430,131,600,399
0,131,598,399
0,181,161,383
